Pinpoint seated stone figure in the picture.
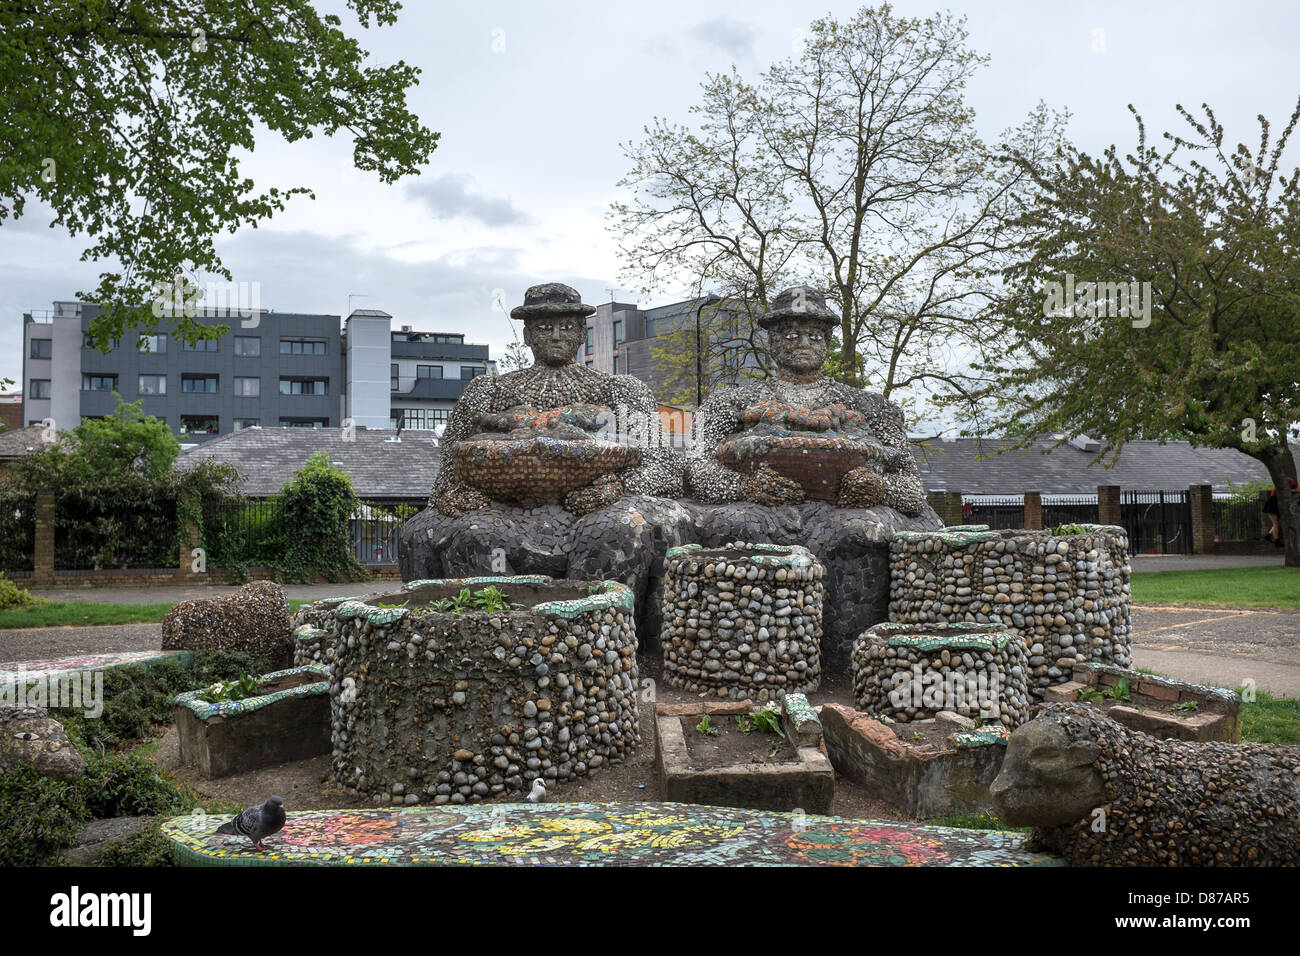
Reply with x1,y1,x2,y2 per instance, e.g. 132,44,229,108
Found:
401,283,693,640
684,286,941,670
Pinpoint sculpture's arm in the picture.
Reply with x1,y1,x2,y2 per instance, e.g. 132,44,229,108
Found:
684,387,745,503
854,393,928,516
430,374,495,504
606,376,684,498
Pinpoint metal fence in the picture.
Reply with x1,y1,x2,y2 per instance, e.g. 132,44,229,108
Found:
203,497,420,568
351,500,420,567
1121,490,1192,554
962,496,1024,529
1212,495,1266,543
0,493,35,573
54,489,179,570
1042,495,1100,528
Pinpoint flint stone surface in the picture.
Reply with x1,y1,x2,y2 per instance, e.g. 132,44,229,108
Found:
402,496,940,671
0,706,85,781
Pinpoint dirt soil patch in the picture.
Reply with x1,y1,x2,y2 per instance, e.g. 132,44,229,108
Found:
682,714,799,768
891,719,961,750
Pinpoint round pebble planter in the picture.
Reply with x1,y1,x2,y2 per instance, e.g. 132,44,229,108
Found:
313,575,639,806
888,524,1131,696
659,542,824,701
852,622,1032,729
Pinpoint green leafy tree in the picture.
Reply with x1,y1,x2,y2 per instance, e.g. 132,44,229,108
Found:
0,1,438,347
276,451,367,582
20,396,178,482
986,100,1300,565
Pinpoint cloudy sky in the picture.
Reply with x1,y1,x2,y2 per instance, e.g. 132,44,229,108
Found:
3,0,1297,390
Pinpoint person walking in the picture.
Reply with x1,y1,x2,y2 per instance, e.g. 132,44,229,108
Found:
1263,476,1299,547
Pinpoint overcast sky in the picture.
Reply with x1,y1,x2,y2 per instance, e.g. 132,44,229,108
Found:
3,0,1298,390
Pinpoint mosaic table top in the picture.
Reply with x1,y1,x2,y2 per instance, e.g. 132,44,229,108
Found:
0,649,191,684
163,802,1061,867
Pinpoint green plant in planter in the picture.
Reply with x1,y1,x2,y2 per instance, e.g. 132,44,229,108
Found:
428,586,526,614
696,714,719,736
1169,699,1198,713
197,672,261,704
1078,688,1105,704
737,706,785,737
1103,677,1132,701
1052,523,1087,535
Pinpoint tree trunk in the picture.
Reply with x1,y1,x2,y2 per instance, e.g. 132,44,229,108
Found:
1260,449,1300,568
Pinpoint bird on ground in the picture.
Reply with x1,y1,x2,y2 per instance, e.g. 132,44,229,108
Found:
216,796,286,850
526,778,546,803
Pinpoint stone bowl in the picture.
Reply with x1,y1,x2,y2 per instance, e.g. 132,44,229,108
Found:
715,434,896,502
452,437,641,506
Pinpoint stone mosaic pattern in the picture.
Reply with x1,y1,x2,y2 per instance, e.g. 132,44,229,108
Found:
292,625,333,668
161,581,295,668
313,577,640,805
660,543,824,701
888,526,1132,695
853,622,1032,729
451,437,642,508
173,664,330,720
0,649,190,685
162,801,1062,867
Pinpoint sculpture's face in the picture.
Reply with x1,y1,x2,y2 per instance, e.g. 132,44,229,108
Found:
989,716,1106,827
770,320,830,376
523,315,586,367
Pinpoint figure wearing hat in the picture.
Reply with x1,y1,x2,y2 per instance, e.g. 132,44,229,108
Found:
430,283,682,516
686,285,928,515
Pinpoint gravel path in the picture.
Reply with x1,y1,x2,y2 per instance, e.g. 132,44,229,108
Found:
0,622,162,664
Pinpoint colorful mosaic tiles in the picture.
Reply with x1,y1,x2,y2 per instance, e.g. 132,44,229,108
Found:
173,664,330,720
162,802,1061,867
0,649,190,685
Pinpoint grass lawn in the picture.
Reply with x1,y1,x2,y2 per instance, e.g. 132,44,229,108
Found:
0,599,311,630
1241,691,1300,744
1130,565,1300,609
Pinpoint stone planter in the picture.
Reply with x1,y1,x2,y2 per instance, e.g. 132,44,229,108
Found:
452,438,640,507
888,524,1131,695
1045,663,1242,742
292,624,333,667
174,664,331,778
654,700,834,814
820,704,1009,818
852,622,1032,729
659,542,824,701
310,575,640,805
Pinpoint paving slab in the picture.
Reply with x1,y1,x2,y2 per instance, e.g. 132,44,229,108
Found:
163,802,1060,867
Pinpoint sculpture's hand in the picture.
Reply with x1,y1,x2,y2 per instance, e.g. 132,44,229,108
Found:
740,464,804,506
564,473,625,517
436,483,491,518
837,466,889,509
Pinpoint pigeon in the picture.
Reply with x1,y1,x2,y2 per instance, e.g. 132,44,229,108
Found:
526,778,546,803
216,796,286,850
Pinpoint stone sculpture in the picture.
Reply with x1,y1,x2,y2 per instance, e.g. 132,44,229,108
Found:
991,703,1300,866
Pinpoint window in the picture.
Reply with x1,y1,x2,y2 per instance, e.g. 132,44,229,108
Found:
183,338,218,352
138,374,167,396
29,379,51,399
395,408,450,430
279,377,328,396
280,417,328,428
234,336,261,356
416,365,443,379
613,320,624,346
233,418,260,430
82,374,117,391
182,375,219,394
460,366,484,380
612,355,619,375
82,335,119,350
280,338,327,355
29,339,52,359
585,327,594,355
137,334,167,354
234,377,260,397
391,364,399,391
179,415,218,435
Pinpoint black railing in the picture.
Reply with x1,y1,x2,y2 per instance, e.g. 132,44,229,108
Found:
1212,496,1266,543
1042,496,1101,529
1121,490,1192,554
0,492,35,573
963,496,1024,530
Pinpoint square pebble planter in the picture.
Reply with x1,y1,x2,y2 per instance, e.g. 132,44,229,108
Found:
1044,663,1242,742
660,542,824,701
853,622,1032,729
305,575,640,805
820,703,1009,817
654,700,834,814
174,664,331,778
888,525,1132,696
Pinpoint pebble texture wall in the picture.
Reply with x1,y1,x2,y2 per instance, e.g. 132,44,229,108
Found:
852,621,1031,729
309,576,640,806
660,543,824,701
888,525,1131,695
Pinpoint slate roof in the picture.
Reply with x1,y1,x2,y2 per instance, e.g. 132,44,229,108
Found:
177,427,440,500
0,426,60,461
912,437,1294,496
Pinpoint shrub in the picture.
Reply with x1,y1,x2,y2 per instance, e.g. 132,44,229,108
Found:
93,820,175,867
0,767,88,866
78,751,191,819
277,452,369,582
0,573,48,611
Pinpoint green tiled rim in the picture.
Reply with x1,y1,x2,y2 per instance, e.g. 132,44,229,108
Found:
331,575,633,624
173,664,330,720
666,541,819,569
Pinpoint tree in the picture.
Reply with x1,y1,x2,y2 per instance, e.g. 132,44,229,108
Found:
610,3,1063,424
0,1,438,347
22,396,178,482
647,299,769,407
985,100,1300,566
498,336,532,374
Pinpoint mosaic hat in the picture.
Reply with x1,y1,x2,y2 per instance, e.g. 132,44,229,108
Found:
510,282,597,321
758,285,839,331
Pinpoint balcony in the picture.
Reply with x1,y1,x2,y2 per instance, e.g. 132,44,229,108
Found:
391,376,469,400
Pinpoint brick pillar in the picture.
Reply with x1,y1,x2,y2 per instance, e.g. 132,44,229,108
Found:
1098,485,1122,527
33,491,55,585
927,491,964,526
1024,491,1043,530
1189,484,1215,554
